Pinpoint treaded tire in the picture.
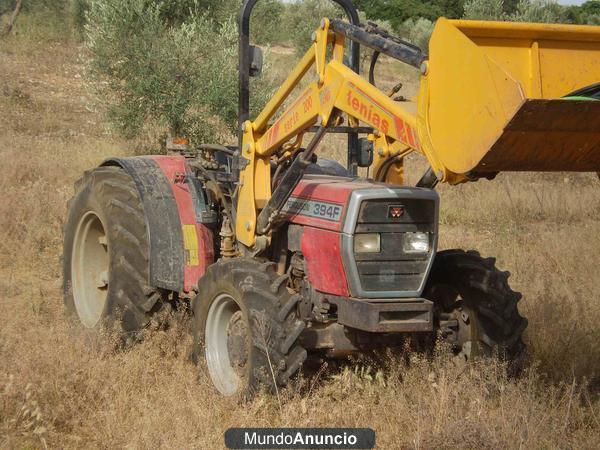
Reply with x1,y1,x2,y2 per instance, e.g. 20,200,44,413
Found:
191,258,307,399
423,249,528,370
63,166,163,336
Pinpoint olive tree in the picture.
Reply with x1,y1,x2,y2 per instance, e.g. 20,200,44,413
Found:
85,0,274,147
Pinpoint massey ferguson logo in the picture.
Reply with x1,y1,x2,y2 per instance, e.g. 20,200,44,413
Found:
388,205,405,218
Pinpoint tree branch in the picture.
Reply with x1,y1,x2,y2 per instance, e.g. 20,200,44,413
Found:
2,0,23,36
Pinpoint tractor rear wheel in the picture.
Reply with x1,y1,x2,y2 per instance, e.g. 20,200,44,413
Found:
191,258,307,398
63,166,164,337
423,250,528,371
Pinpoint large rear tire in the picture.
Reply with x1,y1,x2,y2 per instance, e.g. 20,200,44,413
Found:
424,250,528,371
191,258,307,398
63,166,164,337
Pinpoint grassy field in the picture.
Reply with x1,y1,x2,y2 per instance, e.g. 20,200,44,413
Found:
1,18,600,449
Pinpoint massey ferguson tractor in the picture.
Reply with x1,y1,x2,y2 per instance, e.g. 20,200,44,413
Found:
63,0,600,397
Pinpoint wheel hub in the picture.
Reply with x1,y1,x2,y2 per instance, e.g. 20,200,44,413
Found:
453,307,474,361
226,311,249,377
430,285,476,362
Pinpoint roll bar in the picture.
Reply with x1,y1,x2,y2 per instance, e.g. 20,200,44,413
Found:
238,0,362,174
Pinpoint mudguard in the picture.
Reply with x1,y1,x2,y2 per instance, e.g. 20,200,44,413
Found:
102,156,214,292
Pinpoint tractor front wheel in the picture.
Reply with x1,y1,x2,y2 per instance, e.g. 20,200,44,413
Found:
191,258,307,398
423,250,528,372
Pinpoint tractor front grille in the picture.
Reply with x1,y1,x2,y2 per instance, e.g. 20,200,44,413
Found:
341,188,439,299
354,198,435,292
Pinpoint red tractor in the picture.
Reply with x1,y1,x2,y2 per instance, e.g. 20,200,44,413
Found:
63,0,600,397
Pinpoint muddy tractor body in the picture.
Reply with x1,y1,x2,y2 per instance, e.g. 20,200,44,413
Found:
63,0,600,397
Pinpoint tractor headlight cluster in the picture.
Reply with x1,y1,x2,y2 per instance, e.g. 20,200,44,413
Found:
403,232,430,254
354,233,381,253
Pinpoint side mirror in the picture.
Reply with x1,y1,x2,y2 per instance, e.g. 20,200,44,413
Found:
356,138,374,167
249,45,263,77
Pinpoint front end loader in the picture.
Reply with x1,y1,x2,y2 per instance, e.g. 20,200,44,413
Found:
63,0,600,398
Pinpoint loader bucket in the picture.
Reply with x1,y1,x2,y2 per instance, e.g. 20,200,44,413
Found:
421,18,600,179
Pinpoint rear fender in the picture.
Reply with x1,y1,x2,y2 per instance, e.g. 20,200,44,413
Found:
101,156,215,292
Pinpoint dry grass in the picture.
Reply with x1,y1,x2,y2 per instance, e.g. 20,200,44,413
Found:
1,20,599,449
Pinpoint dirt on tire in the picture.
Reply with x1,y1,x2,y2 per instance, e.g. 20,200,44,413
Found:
424,249,528,372
191,258,307,399
63,165,164,337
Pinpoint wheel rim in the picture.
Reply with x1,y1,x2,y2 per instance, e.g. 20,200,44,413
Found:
430,284,478,362
442,305,476,362
71,211,109,328
205,294,249,396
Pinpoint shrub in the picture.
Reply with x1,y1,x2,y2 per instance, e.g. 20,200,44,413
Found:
72,0,286,45
463,0,572,22
0,0,67,14
463,0,506,20
580,0,600,23
69,0,89,35
282,0,344,54
398,17,434,50
586,13,600,24
512,0,565,22
85,0,274,146
0,0,13,16
250,0,286,45
1,0,73,42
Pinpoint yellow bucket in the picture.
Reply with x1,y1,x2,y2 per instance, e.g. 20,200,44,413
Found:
420,19,600,179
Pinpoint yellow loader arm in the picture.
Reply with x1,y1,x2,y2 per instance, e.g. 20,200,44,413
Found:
236,18,600,248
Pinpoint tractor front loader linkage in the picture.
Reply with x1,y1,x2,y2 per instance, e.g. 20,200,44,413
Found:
236,16,600,249
64,0,599,398
236,17,428,248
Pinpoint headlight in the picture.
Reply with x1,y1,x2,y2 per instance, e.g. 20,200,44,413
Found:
354,233,381,253
403,232,430,253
